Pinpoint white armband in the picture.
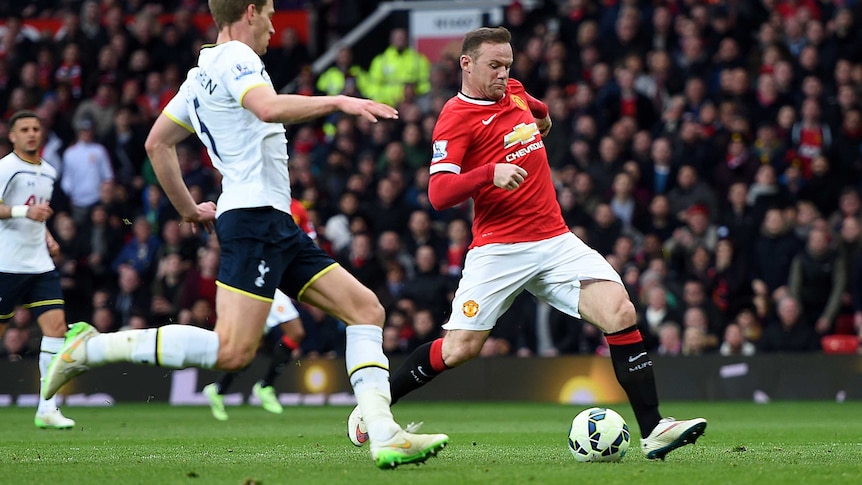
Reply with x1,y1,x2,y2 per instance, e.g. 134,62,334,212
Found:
11,205,29,218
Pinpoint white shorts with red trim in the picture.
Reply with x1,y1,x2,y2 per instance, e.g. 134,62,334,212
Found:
264,289,301,332
443,232,623,332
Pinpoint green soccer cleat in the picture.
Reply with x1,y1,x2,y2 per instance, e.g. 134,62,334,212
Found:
252,382,283,415
43,322,99,400
203,383,228,421
371,429,449,469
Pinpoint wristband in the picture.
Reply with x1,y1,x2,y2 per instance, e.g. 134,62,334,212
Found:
11,205,28,218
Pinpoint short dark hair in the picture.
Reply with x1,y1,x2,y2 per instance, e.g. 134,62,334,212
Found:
8,110,40,130
208,0,268,29
461,27,511,59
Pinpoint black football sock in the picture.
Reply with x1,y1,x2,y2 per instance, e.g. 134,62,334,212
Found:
390,338,449,405
606,326,662,438
215,372,237,395
260,336,298,388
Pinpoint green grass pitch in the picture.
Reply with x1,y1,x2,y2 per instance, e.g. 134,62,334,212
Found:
2,401,861,485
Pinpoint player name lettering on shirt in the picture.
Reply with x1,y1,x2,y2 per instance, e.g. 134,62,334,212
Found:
195,69,218,95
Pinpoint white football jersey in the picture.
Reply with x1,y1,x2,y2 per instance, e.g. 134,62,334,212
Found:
163,41,292,217
0,152,56,273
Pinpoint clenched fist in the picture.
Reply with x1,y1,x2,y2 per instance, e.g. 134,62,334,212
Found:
27,202,53,223
494,163,528,191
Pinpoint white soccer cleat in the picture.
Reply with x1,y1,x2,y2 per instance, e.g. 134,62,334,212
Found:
370,428,449,469
34,408,75,429
43,322,99,400
641,417,707,460
347,405,369,446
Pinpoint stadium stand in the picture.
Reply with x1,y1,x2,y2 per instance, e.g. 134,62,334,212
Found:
1,0,860,361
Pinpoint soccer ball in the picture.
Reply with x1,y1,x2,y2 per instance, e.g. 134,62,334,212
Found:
567,407,630,462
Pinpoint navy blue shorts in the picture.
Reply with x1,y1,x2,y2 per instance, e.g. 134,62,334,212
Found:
216,207,337,301
0,270,64,323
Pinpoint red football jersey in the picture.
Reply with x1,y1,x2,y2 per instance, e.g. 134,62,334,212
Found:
290,198,317,239
429,79,568,247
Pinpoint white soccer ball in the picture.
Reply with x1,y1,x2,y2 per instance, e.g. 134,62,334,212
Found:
567,407,631,462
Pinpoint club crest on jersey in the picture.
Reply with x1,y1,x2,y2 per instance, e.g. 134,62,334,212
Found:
431,140,448,162
462,300,479,318
511,94,528,111
231,62,256,80
504,122,540,149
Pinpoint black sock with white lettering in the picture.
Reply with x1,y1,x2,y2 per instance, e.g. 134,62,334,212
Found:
389,340,448,405
606,326,662,438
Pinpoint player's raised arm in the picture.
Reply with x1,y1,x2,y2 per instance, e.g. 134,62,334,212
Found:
242,85,398,125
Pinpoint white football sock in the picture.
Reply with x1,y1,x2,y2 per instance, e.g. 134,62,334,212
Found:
346,324,400,443
38,336,64,414
86,325,219,368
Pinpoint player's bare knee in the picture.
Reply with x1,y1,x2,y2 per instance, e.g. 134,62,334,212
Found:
217,344,256,371
605,299,637,333
443,336,484,366
219,352,254,372
37,311,67,337
351,298,385,326
457,342,483,365
41,321,68,338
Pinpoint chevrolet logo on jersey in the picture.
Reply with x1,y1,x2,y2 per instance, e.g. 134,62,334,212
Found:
504,122,540,149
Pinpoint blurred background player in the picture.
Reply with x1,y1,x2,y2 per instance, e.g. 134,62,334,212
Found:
0,110,75,429
203,199,314,420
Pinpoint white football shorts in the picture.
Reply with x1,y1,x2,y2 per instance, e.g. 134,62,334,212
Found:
264,289,301,333
443,232,623,332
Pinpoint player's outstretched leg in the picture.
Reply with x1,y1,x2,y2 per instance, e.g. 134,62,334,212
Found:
44,322,220,400
641,418,708,460
42,322,98,399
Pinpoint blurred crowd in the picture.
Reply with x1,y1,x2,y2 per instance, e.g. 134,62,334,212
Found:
2,0,862,364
